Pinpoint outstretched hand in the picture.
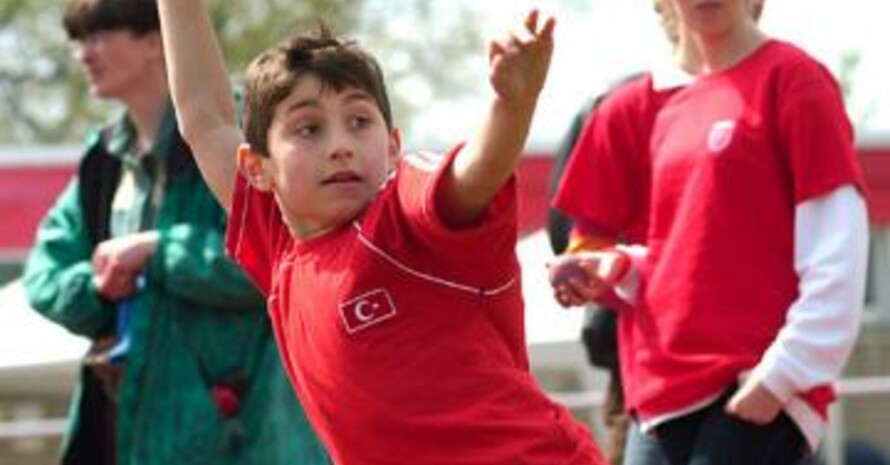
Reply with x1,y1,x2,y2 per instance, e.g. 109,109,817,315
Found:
488,10,555,109
436,10,555,227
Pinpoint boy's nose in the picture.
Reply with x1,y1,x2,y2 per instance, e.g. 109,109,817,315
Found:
326,134,356,161
327,143,355,160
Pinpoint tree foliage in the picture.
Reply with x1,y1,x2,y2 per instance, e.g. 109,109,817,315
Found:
0,0,480,144
0,1,104,143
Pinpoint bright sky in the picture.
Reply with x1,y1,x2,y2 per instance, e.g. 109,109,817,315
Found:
406,0,890,150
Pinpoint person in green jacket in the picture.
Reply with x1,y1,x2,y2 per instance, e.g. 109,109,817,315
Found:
22,0,329,463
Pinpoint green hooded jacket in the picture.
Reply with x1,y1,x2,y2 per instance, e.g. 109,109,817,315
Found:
22,110,329,465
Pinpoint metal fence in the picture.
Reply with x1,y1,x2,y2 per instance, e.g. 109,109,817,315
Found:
1,376,889,465
548,375,890,465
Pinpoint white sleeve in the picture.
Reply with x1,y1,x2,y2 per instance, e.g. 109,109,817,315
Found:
613,244,648,305
751,185,868,403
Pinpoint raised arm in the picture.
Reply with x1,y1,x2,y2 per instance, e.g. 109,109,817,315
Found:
438,10,555,226
157,0,243,211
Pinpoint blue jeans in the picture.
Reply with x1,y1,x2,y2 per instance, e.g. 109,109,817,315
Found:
622,390,812,465
623,422,669,465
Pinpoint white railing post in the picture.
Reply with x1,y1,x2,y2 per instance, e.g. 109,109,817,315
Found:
825,399,846,465
546,375,890,464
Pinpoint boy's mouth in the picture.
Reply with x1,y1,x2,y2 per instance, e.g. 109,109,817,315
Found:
322,170,363,185
695,0,723,12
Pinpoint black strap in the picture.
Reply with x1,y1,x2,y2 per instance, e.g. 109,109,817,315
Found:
61,367,117,465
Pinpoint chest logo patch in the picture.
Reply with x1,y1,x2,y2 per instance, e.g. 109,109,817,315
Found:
707,119,737,153
340,289,397,334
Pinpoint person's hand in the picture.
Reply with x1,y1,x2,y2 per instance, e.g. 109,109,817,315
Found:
92,231,159,300
725,377,784,425
548,250,629,308
488,10,555,109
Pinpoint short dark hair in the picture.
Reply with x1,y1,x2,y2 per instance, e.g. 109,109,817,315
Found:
63,0,159,40
243,25,393,157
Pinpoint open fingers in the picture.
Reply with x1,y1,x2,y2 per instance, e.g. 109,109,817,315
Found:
524,9,539,34
538,15,556,40
490,9,554,60
488,38,506,62
524,9,555,41
510,10,555,49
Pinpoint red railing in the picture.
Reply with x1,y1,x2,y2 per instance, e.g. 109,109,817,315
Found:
4,148,890,254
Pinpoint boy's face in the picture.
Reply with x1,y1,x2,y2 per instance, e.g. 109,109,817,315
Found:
70,29,162,101
252,75,401,238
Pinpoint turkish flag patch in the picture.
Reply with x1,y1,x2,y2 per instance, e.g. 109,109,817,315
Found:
339,289,397,334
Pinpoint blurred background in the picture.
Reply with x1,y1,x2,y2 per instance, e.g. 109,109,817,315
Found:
1,1,889,464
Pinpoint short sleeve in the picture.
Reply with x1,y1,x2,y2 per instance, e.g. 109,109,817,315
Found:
224,171,290,295
778,61,866,203
553,81,651,242
392,145,519,286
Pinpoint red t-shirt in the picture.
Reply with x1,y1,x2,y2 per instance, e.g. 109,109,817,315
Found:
624,40,865,421
554,74,680,243
226,148,604,465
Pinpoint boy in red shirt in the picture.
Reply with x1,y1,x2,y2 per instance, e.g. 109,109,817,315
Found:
155,1,606,464
549,0,867,464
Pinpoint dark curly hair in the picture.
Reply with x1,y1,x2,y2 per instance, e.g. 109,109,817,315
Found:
242,25,393,157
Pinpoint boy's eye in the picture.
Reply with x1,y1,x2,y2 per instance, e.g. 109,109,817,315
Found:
296,123,320,137
350,115,372,129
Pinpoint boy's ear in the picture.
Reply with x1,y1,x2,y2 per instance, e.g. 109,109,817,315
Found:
387,128,402,167
237,143,273,191
144,31,165,61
